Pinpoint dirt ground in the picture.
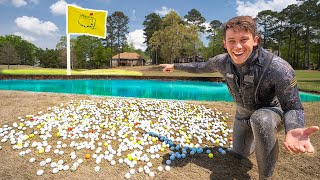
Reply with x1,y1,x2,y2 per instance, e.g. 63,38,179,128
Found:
0,90,319,180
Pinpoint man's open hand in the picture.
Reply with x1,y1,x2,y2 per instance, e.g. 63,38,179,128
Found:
284,126,319,153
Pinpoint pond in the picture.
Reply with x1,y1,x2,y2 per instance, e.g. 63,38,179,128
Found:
0,79,319,102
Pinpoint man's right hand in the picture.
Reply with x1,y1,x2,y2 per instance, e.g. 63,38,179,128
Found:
159,64,174,72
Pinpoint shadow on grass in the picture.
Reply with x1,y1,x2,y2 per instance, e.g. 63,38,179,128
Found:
162,147,253,179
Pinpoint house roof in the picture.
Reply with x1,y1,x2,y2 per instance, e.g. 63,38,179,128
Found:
112,52,143,60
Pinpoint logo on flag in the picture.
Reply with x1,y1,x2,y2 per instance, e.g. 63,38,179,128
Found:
67,5,107,38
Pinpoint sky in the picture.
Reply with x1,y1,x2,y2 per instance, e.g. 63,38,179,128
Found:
0,0,299,51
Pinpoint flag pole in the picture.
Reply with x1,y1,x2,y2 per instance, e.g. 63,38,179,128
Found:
67,33,71,75
66,4,71,75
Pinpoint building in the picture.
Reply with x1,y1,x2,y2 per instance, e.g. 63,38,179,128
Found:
111,52,145,67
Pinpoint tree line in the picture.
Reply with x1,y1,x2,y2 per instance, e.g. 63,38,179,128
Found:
0,0,319,70
255,0,320,69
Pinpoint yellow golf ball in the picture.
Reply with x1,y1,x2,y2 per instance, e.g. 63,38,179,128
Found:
38,149,44,154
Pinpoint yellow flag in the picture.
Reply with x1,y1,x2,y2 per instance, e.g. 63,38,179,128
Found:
67,5,107,38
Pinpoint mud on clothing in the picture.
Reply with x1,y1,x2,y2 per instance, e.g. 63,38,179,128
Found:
174,47,304,133
174,47,304,179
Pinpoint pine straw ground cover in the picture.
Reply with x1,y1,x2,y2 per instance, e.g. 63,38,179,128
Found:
0,91,319,180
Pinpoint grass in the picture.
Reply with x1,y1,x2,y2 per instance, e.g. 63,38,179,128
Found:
294,70,320,93
0,65,319,93
0,66,142,76
297,81,320,93
295,70,320,81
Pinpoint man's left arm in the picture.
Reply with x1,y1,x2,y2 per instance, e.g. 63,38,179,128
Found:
274,62,319,153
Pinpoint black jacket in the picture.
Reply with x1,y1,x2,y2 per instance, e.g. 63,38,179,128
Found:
174,47,304,133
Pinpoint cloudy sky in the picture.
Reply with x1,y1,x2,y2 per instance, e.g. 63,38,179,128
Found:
0,0,299,50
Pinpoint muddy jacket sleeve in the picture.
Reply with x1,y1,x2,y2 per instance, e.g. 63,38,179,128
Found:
271,57,304,133
173,53,228,74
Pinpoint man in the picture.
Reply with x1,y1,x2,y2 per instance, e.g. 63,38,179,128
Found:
160,16,319,179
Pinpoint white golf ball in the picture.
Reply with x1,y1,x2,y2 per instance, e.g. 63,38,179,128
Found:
129,168,135,175
118,158,124,164
63,165,70,171
145,168,150,174
50,162,57,168
165,166,171,171
157,166,163,172
29,157,35,163
39,161,46,167
52,168,59,174
45,158,52,163
147,162,152,167
36,169,44,176
94,166,101,172
124,172,131,179
77,158,83,164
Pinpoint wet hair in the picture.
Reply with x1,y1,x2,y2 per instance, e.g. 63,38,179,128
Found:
222,16,257,38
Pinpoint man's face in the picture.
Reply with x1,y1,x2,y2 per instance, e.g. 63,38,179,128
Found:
223,29,259,65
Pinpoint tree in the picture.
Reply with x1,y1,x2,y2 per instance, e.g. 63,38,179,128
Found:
143,13,162,64
56,36,77,69
0,42,19,69
143,13,162,49
150,11,182,63
206,20,223,58
252,0,320,69
280,4,301,66
56,36,67,50
184,8,206,33
184,9,206,62
123,42,136,53
296,0,320,69
74,36,92,69
110,11,129,63
73,35,106,69
149,11,200,64
104,15,117,67
17,40,36,65
205,31,224,60
36,48,60,68
0,36,5,44
3,35,37,66
255,10,279,49
179,25,201,63
91,41,107,68
207,20,222,38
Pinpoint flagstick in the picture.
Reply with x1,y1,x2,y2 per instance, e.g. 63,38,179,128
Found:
67,33,71,75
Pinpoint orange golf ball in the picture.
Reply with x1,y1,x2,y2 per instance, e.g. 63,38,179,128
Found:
85,154,91,159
